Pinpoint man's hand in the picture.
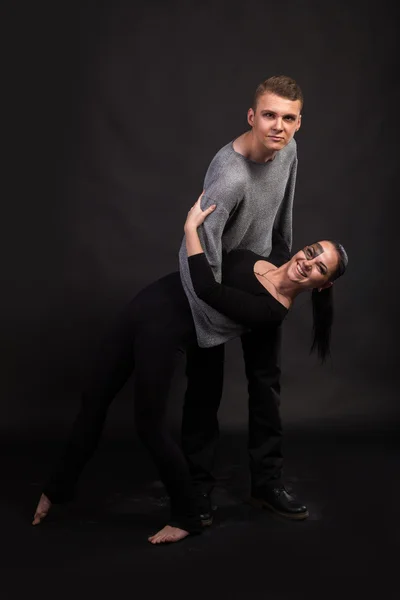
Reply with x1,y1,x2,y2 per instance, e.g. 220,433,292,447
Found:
184,192,216,232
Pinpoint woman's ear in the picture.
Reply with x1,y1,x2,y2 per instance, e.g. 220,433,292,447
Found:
318,281,333,292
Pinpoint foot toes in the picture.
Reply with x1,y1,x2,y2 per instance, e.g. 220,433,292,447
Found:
32,512,46,525
148,525,189,544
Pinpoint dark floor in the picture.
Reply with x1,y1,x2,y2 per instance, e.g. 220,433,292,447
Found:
1,425,399,600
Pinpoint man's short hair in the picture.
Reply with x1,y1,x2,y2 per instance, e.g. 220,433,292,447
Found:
253,75,304,111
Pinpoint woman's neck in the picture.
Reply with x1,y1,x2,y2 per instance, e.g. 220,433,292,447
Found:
262,264,302,303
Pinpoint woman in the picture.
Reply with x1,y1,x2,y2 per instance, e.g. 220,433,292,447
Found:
32,195,348,544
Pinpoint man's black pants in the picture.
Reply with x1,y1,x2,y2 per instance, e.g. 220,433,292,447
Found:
181,325,283,496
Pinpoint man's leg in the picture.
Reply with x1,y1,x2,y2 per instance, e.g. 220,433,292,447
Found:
241,327,308,519
181,344,225,522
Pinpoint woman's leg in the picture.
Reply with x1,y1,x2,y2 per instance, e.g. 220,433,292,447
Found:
34,271,200,541
131,276,201,541
33,299,139,524
134,333,201,542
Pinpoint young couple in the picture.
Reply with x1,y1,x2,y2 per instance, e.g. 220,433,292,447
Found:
33,76,348,544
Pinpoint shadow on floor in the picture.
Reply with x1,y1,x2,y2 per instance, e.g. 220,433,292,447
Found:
1,425,399,600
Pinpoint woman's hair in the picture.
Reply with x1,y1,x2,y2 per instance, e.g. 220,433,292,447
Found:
310,241,348,362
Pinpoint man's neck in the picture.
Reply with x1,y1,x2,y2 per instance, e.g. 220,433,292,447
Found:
233,131,276,164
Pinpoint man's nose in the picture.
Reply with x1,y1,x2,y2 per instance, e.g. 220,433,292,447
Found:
272,117,283,131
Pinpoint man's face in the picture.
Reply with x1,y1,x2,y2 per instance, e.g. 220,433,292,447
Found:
247,92,302,153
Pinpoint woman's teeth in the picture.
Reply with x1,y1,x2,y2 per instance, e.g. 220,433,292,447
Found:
297,263,307,277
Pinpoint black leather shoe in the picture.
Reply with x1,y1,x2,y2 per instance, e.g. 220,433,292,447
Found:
250,486,309,520
197,493,214,527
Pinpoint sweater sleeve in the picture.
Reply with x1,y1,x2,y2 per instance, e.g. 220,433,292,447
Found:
192,181,243,282
268,228,291,267
188,253,287,329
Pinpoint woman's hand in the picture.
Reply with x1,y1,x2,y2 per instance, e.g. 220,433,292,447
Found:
184,192,216,232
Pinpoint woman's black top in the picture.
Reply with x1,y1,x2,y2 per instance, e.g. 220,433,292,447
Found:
188,248,289,329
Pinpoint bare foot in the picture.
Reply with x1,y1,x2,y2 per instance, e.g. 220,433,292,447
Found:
32,493,52,525
148,524,190,544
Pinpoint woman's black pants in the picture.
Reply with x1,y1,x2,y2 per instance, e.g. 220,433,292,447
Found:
44,272,201,533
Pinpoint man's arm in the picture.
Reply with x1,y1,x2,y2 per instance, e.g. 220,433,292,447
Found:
269,228,291,266
181,179,243,282
185,197,217,256
272,156,297,253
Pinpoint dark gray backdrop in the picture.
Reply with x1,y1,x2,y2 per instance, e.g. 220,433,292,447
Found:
3,0,399,439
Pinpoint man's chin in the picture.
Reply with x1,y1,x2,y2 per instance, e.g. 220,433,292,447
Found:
264,140,286,152
271,138,287,145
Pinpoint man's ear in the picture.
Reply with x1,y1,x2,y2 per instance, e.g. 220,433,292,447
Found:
247,108,255,127
318,281,333,292
295,114,302,132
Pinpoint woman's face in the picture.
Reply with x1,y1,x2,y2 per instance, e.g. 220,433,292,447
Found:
286,241,339,290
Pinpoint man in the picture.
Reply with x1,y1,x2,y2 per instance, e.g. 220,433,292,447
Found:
179,75,308,523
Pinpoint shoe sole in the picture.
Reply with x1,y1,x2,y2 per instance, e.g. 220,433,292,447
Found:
249,497,309,520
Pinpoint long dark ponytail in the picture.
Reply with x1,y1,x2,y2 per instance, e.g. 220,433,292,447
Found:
310,241,348,362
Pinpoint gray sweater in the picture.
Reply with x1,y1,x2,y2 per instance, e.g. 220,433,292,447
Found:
179,138,298,348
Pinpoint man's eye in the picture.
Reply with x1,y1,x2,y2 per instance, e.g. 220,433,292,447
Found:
306,247,313,257
285,116,295,121
263,113,274,118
